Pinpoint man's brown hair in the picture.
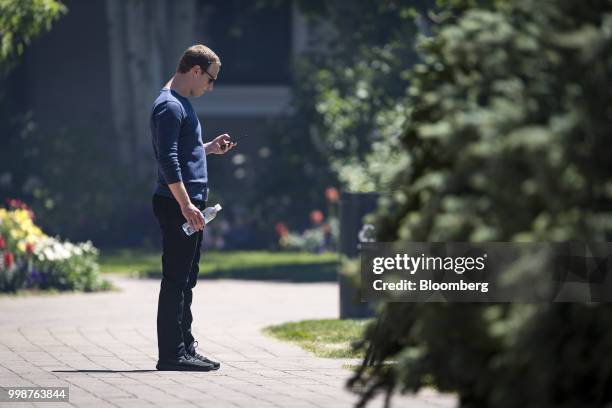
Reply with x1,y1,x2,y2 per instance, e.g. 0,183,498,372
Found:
177,44,221,74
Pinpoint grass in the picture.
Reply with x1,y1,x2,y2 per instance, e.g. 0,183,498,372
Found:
263,318,373,358
99,249,339,282
99,249,160,276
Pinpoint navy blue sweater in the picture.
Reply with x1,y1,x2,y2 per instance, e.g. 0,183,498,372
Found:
150,88,208,202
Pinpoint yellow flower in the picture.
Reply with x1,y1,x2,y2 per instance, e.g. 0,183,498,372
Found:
14,209,30,224
1,209,47,246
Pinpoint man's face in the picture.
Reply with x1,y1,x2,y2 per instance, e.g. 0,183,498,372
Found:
192,63,220,97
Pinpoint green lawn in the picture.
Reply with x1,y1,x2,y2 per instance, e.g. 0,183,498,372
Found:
99,250,339,282
263,319,373,358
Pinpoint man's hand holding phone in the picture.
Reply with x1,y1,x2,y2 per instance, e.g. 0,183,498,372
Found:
207,133,236,155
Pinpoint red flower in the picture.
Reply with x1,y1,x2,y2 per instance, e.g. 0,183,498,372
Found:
0,236,5,250
7,198,30,211
325,187,339,203
3,252,14,269
310,210,324,225
275,222,289,238
26,242,35,254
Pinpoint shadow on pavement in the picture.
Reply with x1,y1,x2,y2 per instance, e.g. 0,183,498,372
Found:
53,369,157,373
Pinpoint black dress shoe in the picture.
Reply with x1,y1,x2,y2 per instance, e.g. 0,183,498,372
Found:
156,354,218,371
187,341,221,369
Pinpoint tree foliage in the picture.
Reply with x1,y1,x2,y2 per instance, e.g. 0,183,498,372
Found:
291,0,427,192
0,0,66,74
251,0,424,237
349,0,612,406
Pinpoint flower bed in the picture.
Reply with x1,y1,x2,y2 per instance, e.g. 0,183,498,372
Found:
275,187,340,253
0,199,110,293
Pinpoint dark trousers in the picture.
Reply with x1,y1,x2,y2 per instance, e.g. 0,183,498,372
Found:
152,194,205,360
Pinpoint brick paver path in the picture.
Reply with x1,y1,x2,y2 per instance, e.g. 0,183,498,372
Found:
0,275,456,407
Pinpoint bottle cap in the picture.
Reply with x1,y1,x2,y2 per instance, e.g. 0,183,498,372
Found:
214,204,222,211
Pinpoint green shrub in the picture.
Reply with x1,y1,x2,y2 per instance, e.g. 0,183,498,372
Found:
349,1,612,407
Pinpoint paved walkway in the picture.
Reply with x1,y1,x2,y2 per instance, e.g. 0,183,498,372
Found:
0,275,456,407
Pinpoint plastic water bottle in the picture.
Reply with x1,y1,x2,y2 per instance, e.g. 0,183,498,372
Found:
182,203,222,236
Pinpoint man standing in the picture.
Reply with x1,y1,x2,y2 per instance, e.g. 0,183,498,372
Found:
151,44,235,371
